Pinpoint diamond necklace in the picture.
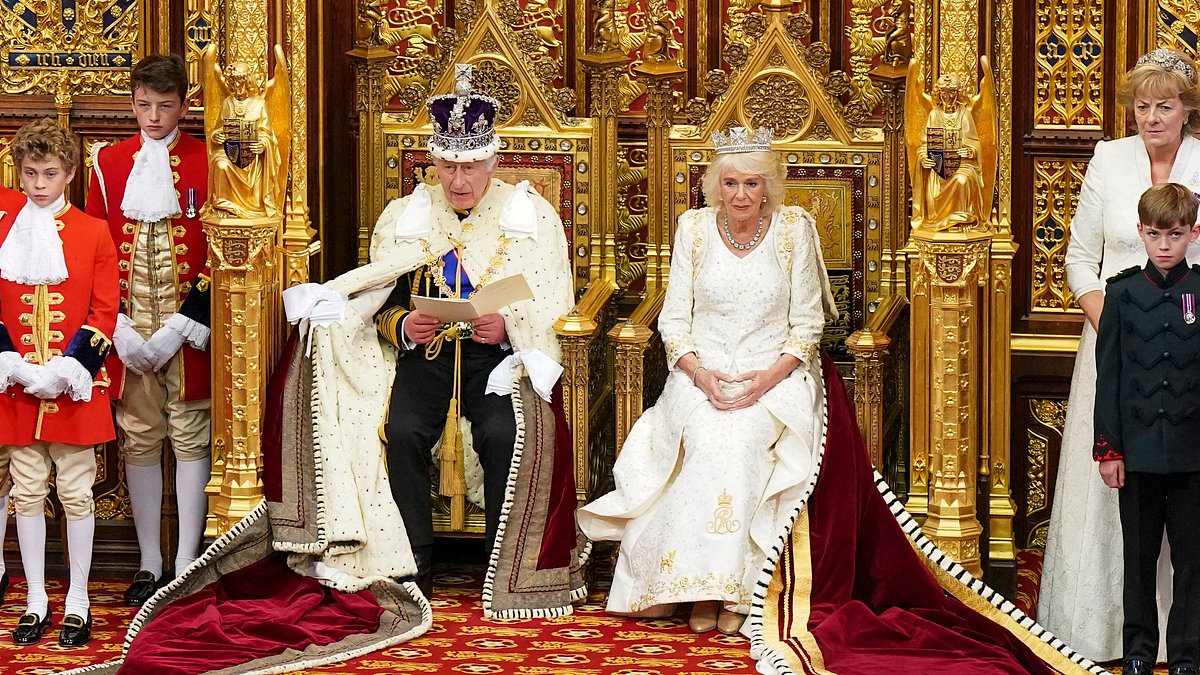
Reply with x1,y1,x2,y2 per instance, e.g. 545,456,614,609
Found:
722,211,765,251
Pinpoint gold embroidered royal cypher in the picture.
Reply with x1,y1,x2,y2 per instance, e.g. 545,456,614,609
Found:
705,488,742,535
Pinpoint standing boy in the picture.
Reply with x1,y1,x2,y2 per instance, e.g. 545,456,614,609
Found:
0,118,119,647
86,54,212,606
0,184,22,607
1094,182,1200,675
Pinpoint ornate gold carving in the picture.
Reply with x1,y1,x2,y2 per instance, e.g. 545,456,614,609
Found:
846,326,891,470
349,45,392,265
993,0,1013,234
554,277,618,504
375,1,443,115
906,57,997,232
226,0,268,84
203,216,279,538
937,0,978,92
283,0,316,287
0,1,141,96
184,1,217,102
200,44,291,221
1026,428,1048,512
1155,3,1197,66
616,144,648,289
1033,1,1102,129
744,73,811,136
1032,157,1086,311
634,53,684,291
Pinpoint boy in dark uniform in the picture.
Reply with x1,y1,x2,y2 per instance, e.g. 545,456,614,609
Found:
1094,182,1200,675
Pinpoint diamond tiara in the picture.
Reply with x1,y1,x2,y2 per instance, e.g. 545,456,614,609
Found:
1136,48,1197,84
711,126,774,155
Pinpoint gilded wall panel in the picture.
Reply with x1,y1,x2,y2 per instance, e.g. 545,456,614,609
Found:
0,0,144,95
1156,2,1200,56
1031,157,1087,313
611,0,685,113
616,141,649,292
1033,0,1103,129
184,0,218,102
379,0,446,115
1025,398,1067,549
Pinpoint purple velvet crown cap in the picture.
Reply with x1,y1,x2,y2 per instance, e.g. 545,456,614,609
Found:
428,94,497,136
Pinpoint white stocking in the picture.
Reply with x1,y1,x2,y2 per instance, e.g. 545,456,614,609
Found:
15,513,46,620
0,494,8,576
64,515,93,618
125,462,163,577
173,457,210,573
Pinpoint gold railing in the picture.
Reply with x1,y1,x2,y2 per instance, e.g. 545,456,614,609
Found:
608,289,667,453
845,292,908,470
553,275,620,505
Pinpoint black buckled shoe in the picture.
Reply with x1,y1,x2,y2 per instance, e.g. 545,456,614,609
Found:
1122,659,1153,675
1169,666,1199,675
123,570,159,607
58,612,91,647
12,610,51,645
0,571,8,604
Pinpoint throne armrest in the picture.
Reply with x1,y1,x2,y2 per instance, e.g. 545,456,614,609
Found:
845,292,908,470
607,288,666,454
553,275,619,504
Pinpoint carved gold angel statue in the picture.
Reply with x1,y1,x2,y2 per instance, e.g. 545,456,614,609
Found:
200,44,292,221
905,57,997,231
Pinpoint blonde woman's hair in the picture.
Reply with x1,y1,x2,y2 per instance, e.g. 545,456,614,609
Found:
1119,50,1200,135
700,150,786,215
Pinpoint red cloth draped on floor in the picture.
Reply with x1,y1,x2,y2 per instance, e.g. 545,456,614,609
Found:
118,556,384,675
756,354,1093,674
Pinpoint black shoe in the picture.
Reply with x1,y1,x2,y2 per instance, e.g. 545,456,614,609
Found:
0,571,8,603
58,612,91,647
1170,667,1199,675
12,610,51,645
123,570,159,607
1123,659,1153,675
417,572,433,601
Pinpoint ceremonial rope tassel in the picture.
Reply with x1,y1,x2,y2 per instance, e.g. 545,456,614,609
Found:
433,245,467,525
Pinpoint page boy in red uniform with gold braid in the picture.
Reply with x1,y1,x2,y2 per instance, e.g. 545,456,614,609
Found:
0,184,23,608
85,54,211,607
0,119,119,647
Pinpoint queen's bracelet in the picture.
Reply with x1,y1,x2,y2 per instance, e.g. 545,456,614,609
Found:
693,366,707,383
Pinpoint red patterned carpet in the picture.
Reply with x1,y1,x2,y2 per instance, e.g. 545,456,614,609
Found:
0,564,758,675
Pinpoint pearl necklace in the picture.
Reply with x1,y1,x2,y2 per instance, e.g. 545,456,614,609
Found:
723,212,765,251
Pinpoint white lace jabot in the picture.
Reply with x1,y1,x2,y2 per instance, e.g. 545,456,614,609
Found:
0,194,68,285
122,129,181,223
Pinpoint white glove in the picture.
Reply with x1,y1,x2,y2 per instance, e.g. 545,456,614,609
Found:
23,362,70,400
114,314,154,375
143,324,188,372
0,351,29,391
164,312,211,350
43,355,93,402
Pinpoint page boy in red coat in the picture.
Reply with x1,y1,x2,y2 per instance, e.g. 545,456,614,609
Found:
0,183,22,607
0,118,119,647
86,54,211,607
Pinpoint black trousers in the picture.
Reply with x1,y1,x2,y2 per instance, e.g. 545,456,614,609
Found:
383,340,516,579
1120,470,1200,667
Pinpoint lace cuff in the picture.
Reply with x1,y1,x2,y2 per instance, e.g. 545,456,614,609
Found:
782,340,819,366
664,335,697,369
165,312,211,350
46,355,94,402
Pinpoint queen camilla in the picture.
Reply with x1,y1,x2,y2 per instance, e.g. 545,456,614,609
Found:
578,126,836,635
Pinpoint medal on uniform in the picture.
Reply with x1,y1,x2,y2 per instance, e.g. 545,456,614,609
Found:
185,187,197,218
1184,292,1196,325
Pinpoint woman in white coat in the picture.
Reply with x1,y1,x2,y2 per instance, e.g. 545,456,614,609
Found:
1039,48,1200,664
578,127,835,636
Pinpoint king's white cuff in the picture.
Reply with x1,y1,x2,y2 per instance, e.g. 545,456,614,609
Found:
484,348,562,401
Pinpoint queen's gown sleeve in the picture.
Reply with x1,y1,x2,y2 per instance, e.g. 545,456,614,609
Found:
781,208,825,365
659,210,702,369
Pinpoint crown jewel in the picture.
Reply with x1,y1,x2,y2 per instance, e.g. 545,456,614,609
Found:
1136,48,1197,84
426,64,501,162
711,126,774,154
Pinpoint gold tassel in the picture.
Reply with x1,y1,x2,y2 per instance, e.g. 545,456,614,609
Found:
438,338,466,498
